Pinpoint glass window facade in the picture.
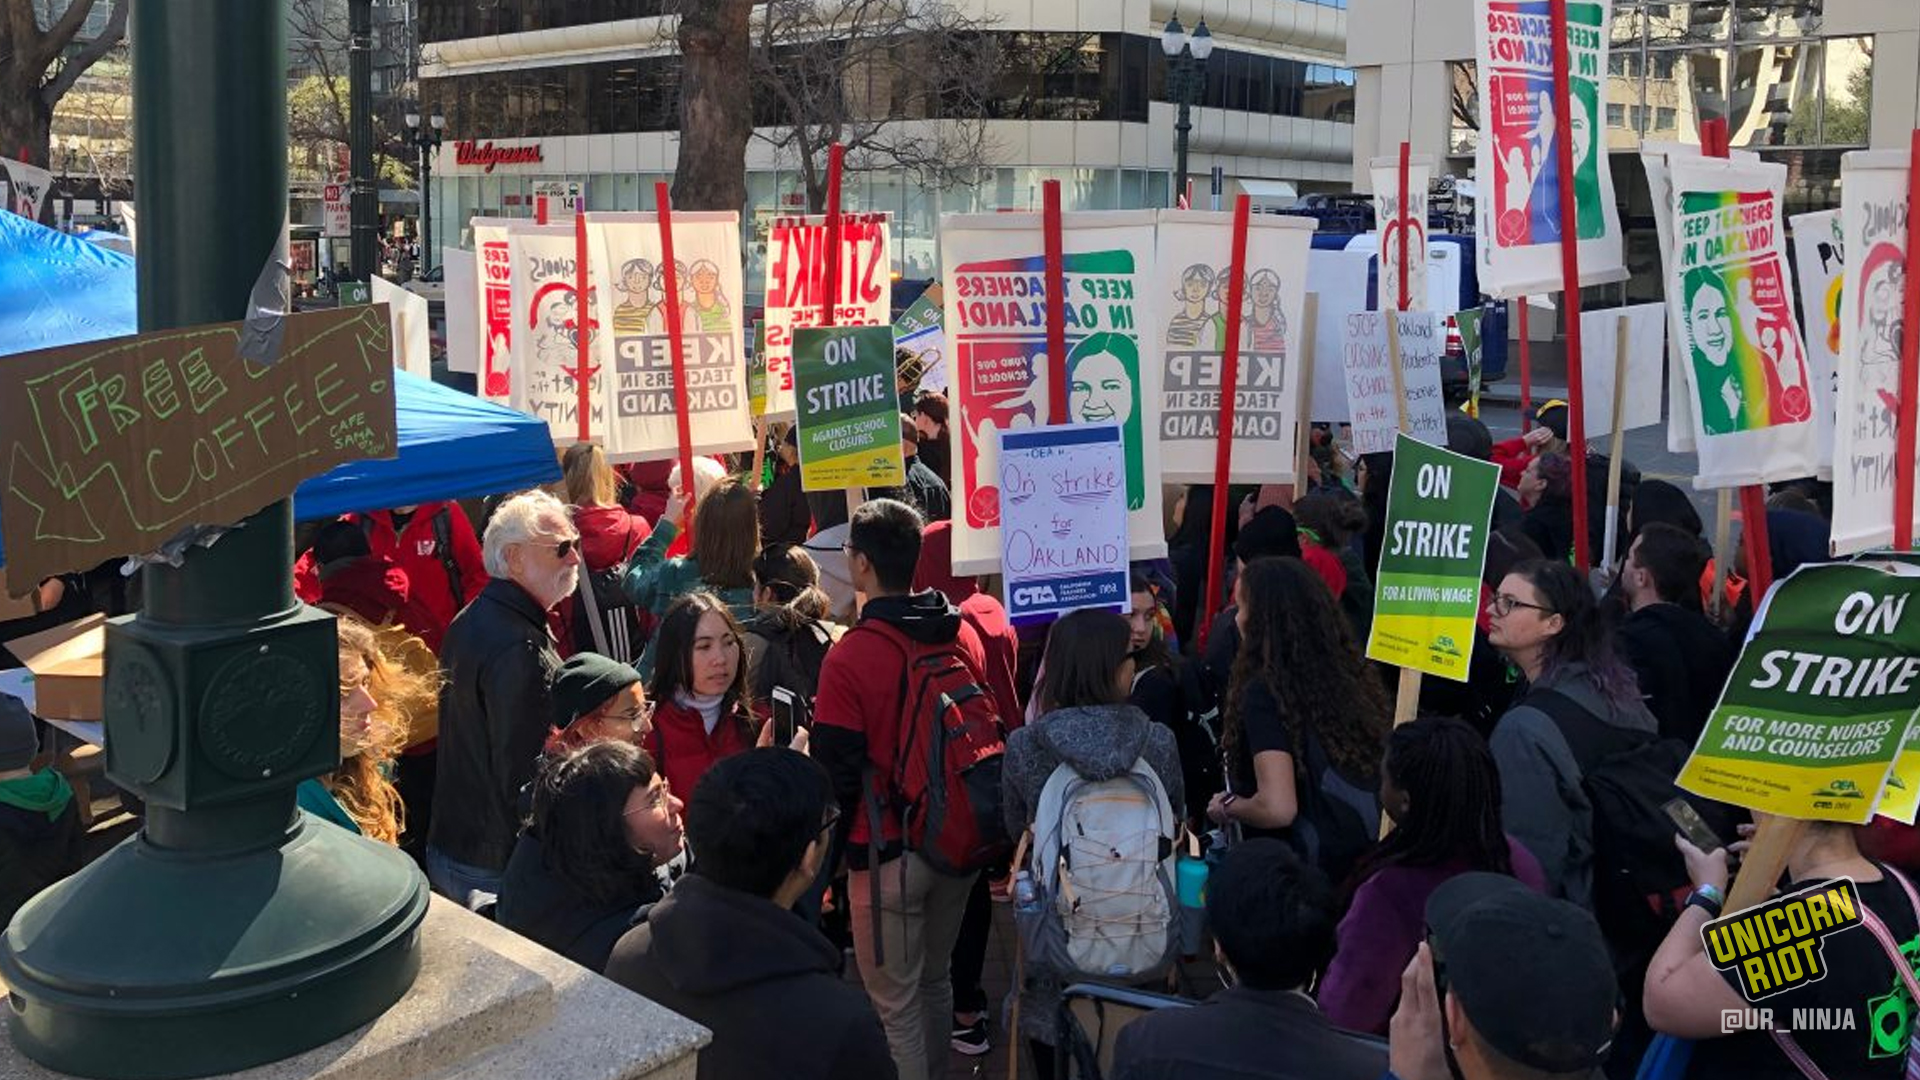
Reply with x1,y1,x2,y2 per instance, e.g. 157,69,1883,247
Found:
420,1,661,44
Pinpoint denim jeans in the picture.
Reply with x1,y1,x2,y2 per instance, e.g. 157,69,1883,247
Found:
425,845,503,911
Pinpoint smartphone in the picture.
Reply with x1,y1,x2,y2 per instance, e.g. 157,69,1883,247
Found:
1664,797,1723,852
771,686,799,747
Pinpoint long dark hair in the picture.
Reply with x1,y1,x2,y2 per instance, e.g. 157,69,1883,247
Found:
1038,609,1133,714
649,592,754,738
1347,717,1512,895
530,740,662,905
1128,571,1174,673
1508,558,1641,707
1226,558,1389,781
753,543,832,623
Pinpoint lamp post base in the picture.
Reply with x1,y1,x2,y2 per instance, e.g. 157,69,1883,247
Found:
1,814,428,1080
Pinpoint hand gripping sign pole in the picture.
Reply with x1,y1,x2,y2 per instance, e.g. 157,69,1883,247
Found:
1894,129,1920,552
1548,0,1593,573
1198,196,1254,652
655,181,699,547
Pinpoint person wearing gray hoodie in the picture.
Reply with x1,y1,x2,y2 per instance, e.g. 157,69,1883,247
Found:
1486,558,1657,912
1001,609,1185,1080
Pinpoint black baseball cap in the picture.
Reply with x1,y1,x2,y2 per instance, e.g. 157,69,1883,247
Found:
1426,873,1616,1073
1536,400,1570,442
1233,506,1301,564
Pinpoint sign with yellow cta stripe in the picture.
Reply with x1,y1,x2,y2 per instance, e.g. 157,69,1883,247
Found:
1678,563,1920,823
1364,433,1500,682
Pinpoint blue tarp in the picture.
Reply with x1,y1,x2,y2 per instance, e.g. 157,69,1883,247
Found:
0,210,559,568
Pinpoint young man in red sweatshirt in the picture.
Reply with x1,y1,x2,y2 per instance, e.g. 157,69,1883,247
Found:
295,502,488,645
811,498,993,1080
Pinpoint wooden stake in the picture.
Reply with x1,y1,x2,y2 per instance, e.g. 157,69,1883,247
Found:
1711,489,1734,621
1294,295,1319,500
749,416,767,493
1727,817,1802,914
1602,313,1630,569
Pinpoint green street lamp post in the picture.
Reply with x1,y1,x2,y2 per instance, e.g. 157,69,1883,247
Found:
1160,16,1214,209
0,2,429,1077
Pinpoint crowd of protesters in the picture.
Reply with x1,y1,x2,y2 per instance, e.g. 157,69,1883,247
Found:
8,387,1911,1080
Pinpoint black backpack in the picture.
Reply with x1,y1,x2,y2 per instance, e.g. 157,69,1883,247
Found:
1169,660,1226,813
1527,689,1736,960
747,614,836,706
573,520,643,663
1286,721,1382,886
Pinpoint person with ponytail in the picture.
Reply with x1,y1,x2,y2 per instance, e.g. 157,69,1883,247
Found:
741,543,842,709
1319,717,1546,1035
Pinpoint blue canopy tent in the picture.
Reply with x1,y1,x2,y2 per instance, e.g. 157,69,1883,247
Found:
0,210,559,567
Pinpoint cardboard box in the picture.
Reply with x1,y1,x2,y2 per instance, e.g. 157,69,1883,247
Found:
4,613,106,721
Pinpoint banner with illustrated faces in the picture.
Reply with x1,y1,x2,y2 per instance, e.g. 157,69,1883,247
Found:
1152,210,1315,484
585,212,755,463
1369,155,1430,311
509,222,607,444
1788,209,1842,483
472,218,517,405
1665,156,1821,489
1472,0,1626,299
939,210,1166,576
1831,153,1914,555
761,213,892,421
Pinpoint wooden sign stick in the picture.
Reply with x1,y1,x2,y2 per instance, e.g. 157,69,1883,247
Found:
1293,295,1319,501
1384,311,1424,730
1602,313,1631,570
1711,489,1734,621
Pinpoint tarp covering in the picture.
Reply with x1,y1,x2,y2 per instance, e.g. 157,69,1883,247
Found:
0,210,558,568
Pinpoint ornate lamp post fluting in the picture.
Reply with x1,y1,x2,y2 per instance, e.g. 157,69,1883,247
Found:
404,109,445,276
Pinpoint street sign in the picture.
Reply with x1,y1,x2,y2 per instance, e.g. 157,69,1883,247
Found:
532,179,586,219
322,180,349,238
339,281,370,305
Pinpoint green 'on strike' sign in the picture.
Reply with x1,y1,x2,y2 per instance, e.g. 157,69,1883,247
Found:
791,325,905,492
1364,432,1500,682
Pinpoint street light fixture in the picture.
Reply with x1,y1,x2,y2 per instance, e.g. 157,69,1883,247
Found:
405,109,446,277
1161,15,1213,208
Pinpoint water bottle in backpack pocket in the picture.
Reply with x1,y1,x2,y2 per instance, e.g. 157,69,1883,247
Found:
1014,758,1180,983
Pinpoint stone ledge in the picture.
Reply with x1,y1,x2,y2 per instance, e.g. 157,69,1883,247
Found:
2,897,709,1080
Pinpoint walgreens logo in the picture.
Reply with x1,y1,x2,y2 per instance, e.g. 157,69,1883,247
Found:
454,140,544,173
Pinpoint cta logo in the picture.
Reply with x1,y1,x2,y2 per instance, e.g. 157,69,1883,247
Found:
1012,585,1058,607
1702,878,1863,1001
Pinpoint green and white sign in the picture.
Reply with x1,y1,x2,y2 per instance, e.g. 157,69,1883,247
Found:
1364,433,1500,682
791,325,905,492
748,319,768,418
1678,563,1920,823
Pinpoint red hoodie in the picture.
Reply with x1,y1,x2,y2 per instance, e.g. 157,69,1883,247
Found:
572,504,652,572
646,698,756,798
912,520,1022,724
316,554,446,652
295,503,488,642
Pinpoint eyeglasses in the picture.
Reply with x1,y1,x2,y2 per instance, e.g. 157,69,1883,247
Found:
1488,593,1555,618
533,538,579,559
625,778,675,817
607,699,656,734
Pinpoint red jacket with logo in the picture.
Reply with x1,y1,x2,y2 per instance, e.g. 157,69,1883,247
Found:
295,503,488,644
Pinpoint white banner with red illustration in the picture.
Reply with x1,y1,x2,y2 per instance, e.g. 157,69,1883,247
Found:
1789,208,1843,482
1831,152,1914,554
472,217,517,404
508,222,606,444
1370,154,1431,311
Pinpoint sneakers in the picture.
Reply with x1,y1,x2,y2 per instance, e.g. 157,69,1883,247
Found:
950,1015,990,1056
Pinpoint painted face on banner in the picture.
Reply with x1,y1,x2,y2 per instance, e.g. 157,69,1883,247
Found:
1070,350,1133,427
1689,282,1733,369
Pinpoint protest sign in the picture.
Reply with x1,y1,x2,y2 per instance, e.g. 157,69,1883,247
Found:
791,326,905,491
1577,303,1664,434
1879,722,1920,826
5,159,53,223
895,287,947,395
1790,209,1843,482
1306,248,1374,422
1666,156,1821,489
472,217,515,403
1371,154,1431,311
939,210,1165,575
1456,308,1488,415
762,213,891,419
443,248,479,375
997,423,1129,622
1341,310,1448,454
1677,563,1920,823
1832,153,1913,555
1154,210,1315,484
370,274,432,378
1472,0,1626,299
1366,434,1499,681
0,305,398,590
509,222,604,444
585,211,753,462
748,320,768,417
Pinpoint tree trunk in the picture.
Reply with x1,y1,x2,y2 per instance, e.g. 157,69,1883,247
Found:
0,80,54,167
671,0,753,213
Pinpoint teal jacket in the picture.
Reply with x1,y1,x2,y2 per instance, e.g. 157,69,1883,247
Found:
623,517,755,681
297,778,362,834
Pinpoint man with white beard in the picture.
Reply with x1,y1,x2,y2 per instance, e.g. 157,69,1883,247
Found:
427,490,583,906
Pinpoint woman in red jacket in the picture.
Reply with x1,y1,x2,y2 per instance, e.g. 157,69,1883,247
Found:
644,592,757,797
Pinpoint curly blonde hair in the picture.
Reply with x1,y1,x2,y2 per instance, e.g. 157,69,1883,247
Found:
324,616,433,845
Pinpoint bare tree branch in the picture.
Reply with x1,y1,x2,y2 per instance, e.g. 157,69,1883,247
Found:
36,0,95,67
41,0,123,106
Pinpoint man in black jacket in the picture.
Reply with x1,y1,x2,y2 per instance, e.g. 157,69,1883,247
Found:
1615,522,1734,745
1111,840,1384,1080
427,489,580,906
606,749,896,1080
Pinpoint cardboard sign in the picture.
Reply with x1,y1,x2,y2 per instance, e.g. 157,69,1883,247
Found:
1153,210,1316,485
1371,155,1431,311
0,305,399,589
939,210,1166,575
1341,311,1448,454
1831,153,1913,555
1365,434,1500,681
443,248,479,375
895,289,947,395
762,213,892,419
1578,303,1666,435
584,211,754,462
998,424,1129,622
1472,0,1626,299
1667,156,1821,489
471,217,516,403
1789,208,1843,482
1677,563,1920,823
509,222,604,443
791,325,906,491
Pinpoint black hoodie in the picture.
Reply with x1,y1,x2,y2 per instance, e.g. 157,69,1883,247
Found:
604,874,897,1080
1615,601,1735,745
495,830,663,972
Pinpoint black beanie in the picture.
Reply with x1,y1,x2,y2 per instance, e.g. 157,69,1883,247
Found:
550,653,642,730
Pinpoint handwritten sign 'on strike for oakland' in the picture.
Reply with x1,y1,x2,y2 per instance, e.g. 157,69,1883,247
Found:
997,423,1129,623
2,305,399,592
